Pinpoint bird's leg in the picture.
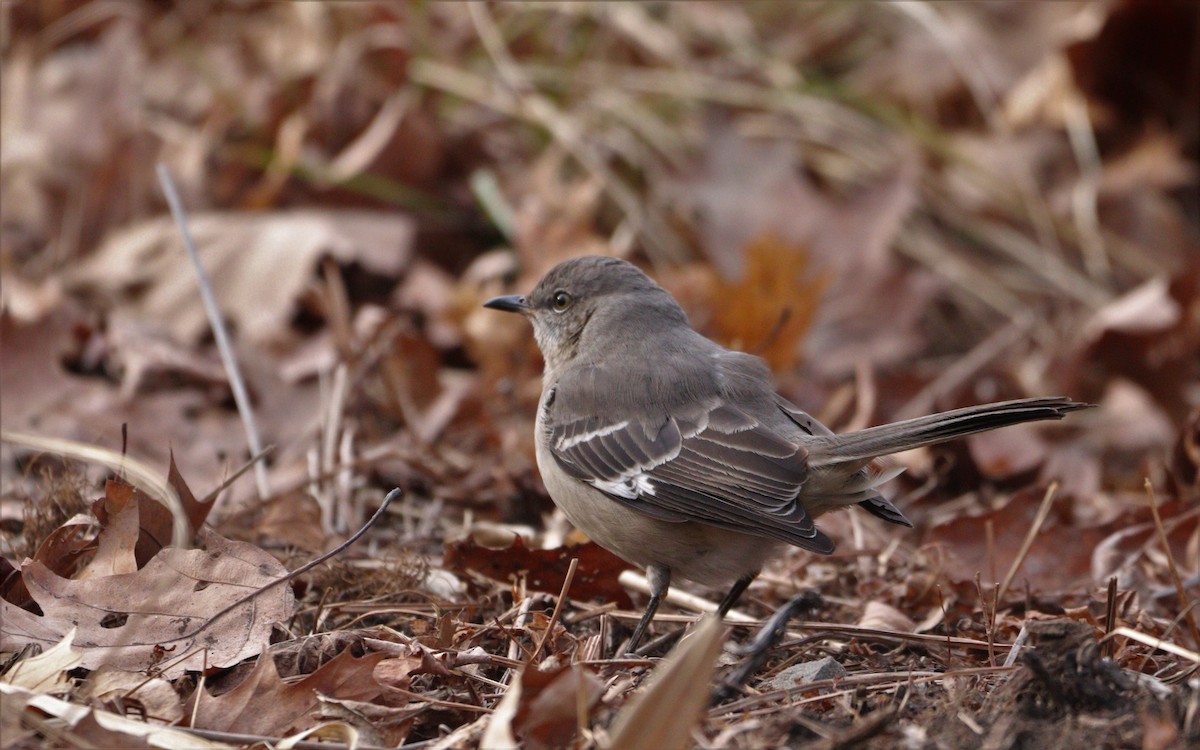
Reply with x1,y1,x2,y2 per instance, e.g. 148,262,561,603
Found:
717,573,756,617
626,564,670,654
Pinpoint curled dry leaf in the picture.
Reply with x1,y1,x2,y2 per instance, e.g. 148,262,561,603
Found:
0,529,294,679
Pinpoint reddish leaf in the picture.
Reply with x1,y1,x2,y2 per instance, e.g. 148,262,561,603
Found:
186,648,386,735
444,536,633,608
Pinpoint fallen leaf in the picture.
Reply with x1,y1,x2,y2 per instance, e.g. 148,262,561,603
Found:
444,536,633,608
966,423,1051,479
185,648,386,736
80,667,184,725
0,628,81,693
925,487,1103,593
0,683,233,749
69,210,416,344
513,665,603,750
0,529,294,678
3,516,94,607
77,484,140,579
607,615,724,750
857,601,917,633
675,235,826,371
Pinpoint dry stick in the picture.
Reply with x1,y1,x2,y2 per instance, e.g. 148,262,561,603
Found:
1103,625,1200,664
1144,479,1200,648
200,446,274,506
171,488,400,646
995,482,1058,606
974,573,996,669
1103,576,1119,659
156,163,270,501
1116,600,1200,686
530,557,579,662
384,686,494,714
985,517,997,585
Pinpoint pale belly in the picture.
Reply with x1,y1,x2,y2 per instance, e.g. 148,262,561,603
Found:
535,436,781,587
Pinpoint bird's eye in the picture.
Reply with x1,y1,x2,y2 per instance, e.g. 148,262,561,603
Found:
551,290,573,312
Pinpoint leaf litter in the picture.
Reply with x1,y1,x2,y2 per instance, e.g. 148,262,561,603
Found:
2,2,1198,748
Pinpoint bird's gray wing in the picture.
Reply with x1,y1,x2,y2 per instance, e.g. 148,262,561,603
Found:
544,365,834,553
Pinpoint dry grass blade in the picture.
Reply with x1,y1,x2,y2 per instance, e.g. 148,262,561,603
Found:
531,557,578,661
1143,479,1200,648
1104,626,1200,664
996,482,1058,605
607,614,724,750
0,429,188,549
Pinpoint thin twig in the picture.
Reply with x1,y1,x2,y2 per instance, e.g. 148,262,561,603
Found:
156,163,270,501
200,445,274,506
996,482,1058,605
175,488,400,642
530,557,578,661
1103,576,1119,659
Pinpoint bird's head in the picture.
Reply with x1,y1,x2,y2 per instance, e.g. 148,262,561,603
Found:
484,255,684,371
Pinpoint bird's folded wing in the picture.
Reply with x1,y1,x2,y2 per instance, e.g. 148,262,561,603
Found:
546,386,833,553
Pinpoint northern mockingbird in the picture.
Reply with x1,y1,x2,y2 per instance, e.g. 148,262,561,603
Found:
485,255,1088,652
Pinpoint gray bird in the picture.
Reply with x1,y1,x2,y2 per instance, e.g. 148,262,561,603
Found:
485,255,1087,653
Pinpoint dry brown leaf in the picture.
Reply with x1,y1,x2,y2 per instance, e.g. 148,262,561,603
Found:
186,648,386,736
69,210,415,344
0,683,233,750
3,517,94,607
76,486,139,580
607,615,724,750
0,529,294,678
966,423,1051,479
692,235,826,372
513,665,604,750
482,664,603,750
925,487,1104,593
80,667,185,726
857,600,917,633
0,628,80,693
444,536,634,608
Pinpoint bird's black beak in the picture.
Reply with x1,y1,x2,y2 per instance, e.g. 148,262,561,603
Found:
483,294,530,313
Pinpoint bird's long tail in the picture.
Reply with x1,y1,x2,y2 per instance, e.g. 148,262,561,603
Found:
807,397,1090,469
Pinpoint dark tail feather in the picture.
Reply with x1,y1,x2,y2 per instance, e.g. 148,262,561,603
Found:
809,397,1091,468
858,493,914,527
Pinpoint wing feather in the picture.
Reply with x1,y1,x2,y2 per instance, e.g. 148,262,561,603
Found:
546,372,832,552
